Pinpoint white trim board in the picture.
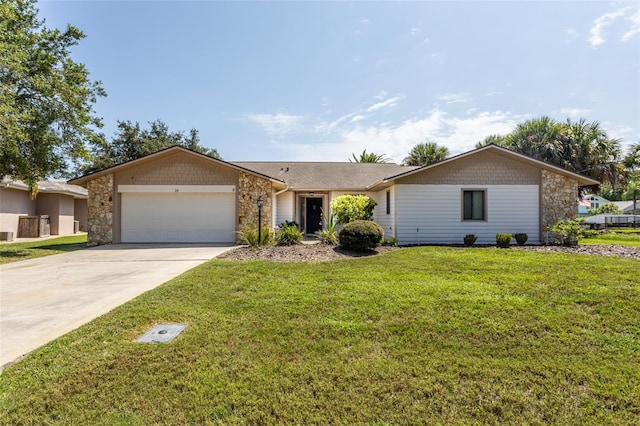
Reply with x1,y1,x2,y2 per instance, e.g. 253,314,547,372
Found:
118,185,236,193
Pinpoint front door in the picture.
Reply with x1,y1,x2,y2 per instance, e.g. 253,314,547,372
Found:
305,198,323,234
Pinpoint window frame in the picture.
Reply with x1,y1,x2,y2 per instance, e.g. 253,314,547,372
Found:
461,189,487,221
386,190,391,215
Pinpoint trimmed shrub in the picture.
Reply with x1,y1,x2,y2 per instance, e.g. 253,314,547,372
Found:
548,218,584,247
514,233,528,246
463,234,477,247
338,220,384,251
496,233,512,248
276,223,303,246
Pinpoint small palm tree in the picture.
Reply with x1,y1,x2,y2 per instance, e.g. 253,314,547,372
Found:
349,149,389,163
403,142,449,166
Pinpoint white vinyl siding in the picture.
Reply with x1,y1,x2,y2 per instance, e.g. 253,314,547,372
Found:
373,188,395,238
395,184,539,245
120,191,235,243
275,191,295,226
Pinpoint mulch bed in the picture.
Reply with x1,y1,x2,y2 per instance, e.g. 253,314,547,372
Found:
216,244,400,262
217,243,639,261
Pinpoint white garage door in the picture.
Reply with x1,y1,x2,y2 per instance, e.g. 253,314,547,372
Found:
120,187,236,243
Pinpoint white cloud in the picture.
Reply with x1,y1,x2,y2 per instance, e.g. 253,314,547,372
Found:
366,96,401,112
350,115,365,123
560,107,591,118
622,8,640,41
589,5,635,47
246,113,304,137
484,87,502,97
565,28,579,37
417,37,430,47
410,27,420,37
373,90,388,100
269,109,527,163
437,92,472,104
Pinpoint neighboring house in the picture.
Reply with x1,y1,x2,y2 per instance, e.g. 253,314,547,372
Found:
610,200,638,215
68,144,598,246
582,194,610,211
0,179,88,239
578,199,591,216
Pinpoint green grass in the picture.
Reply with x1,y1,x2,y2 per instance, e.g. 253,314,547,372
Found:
582,229,640,247
1,247,639,424
0,234,88,264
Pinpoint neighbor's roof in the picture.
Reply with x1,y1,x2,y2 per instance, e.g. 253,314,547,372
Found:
231,162,419,191
610,200,637,211
367,144,600,189
1,178,88,198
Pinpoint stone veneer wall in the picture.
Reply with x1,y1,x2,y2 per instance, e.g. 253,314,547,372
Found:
87,174,113,245
541,169,578,239
237,172,272,230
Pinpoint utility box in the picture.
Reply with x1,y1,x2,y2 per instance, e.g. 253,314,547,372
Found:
0,232,14,242
18,215,50,238
73,220,80,234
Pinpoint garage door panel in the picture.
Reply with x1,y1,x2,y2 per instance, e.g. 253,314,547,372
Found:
121,192,235,243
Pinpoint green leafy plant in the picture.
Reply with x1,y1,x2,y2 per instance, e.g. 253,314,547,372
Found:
315,208,338,245
338,220,384,251
514,233,528,246
236,225,273,247
589,203,623,216
463,234,478,247
548,218,585,247
382,237,398,246
275,223,303,246
330,195,377,224
496,233,512,248
280,220,300,229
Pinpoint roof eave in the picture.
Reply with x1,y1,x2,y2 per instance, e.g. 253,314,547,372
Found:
68,145,286,187
380,144,600,186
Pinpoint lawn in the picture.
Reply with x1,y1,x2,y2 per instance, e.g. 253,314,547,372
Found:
1,247,639,424
582,229,640,247
0,234,88,264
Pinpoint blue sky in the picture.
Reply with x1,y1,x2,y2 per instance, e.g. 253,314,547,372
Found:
40,0,639,163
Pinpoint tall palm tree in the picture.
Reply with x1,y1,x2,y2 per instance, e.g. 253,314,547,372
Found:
565,118,622,187
349,149,389,163
476,134,507,149
624,142,640,171
403,142,449,166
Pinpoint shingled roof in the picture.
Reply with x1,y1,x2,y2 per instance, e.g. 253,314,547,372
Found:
231,162,419,191
1,178,88,198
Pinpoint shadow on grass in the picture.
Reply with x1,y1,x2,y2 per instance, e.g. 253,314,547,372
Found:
37,242,87,252
332,246,385,258
0,250,27,259
0,239,88,263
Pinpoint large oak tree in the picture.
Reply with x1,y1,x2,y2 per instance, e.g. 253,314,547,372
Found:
0,0,105,196
83,119,221,174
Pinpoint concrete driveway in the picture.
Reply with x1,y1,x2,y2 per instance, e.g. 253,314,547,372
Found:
0,244,233,371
